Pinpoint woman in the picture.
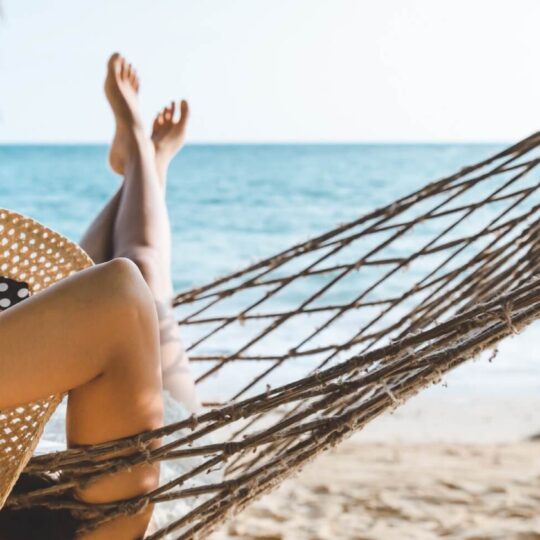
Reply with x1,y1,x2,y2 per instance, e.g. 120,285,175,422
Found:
0,53,197,539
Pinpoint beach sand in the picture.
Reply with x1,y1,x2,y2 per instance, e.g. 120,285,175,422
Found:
209,370,540,540
211,439,540,540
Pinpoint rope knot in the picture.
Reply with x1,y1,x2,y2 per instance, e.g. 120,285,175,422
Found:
501,302,518,334
188,413,199,430
222,442,239,456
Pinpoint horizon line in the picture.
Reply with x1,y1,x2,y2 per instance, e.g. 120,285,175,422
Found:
0,139,512,146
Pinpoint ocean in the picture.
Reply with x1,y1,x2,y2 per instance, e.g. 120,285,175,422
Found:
1,143,539,400
0,143,504,290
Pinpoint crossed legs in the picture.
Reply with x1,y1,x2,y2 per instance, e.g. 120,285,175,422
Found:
80,53,199,413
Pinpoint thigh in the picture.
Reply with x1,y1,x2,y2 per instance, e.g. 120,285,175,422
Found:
0,260,147,409
0,260,163,538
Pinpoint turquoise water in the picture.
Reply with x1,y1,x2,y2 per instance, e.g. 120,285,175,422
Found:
0,143,502,291
2,143,539,397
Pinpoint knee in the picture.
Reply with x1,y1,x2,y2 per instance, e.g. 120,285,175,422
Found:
115,247,161,283
95,259,162,400
103,257,143,281
97,258,158,336
99,257,149,298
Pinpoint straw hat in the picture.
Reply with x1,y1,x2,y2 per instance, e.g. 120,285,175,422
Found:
0,209,93,509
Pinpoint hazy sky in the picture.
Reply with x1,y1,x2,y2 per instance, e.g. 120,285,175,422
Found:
1,0,540,143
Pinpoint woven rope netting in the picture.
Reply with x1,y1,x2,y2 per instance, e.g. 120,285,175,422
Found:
5,133,540,538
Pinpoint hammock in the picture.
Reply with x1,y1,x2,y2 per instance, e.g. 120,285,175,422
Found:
2,132,540,539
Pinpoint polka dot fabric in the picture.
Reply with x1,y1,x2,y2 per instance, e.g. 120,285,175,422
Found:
0,209,93,509
0,276,31,310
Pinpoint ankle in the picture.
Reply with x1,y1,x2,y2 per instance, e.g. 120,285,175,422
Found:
130,124,150,147
155,157,169,185
127,129,155,156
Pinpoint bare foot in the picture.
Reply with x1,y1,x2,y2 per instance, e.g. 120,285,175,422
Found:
151,100,190,185
105,53,145,175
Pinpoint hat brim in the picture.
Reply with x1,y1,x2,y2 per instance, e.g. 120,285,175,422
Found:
0,209,93,509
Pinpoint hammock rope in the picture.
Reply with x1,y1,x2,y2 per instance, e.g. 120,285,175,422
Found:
5,132,540,539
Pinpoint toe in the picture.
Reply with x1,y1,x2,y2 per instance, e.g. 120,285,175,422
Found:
108,52,122,71
127,64,138,89
178,100,190,128
169,100,189,137
164,104,173,123
107,53,124,82
119,58,127,80
164,105,172,122
180,100,189,116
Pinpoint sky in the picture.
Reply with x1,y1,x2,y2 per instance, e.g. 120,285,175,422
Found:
1,0,540,143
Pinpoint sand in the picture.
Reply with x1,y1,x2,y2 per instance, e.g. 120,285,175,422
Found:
207,332,540,540
211,440,540,540
208,365,540,539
